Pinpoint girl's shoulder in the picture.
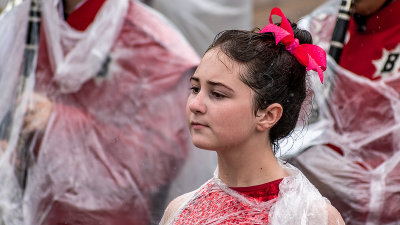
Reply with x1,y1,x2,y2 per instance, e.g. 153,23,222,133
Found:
159,191,195,225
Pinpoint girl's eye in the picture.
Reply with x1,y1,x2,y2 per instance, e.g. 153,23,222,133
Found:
211,91,225,99
190,87,200,94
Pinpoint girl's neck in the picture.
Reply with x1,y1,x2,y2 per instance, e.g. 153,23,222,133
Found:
216,139,288,187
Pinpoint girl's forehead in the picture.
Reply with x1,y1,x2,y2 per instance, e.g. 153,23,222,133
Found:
194,49,252,94
198,48,244,77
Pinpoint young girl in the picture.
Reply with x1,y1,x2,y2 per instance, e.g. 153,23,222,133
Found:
160,8,345,225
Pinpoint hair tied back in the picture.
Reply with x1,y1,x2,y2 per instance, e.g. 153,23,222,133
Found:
258,7,327,84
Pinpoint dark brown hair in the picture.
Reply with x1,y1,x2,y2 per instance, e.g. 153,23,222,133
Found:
206,22,312,151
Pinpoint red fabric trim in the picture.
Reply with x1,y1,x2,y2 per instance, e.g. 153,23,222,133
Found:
230,178,283,192
66,0,107,31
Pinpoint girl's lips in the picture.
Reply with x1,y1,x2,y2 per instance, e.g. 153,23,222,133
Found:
191,122,208,129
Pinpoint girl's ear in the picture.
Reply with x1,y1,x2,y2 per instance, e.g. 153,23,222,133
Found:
255,103,283,131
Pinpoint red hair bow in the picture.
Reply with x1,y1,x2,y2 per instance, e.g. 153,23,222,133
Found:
259,7,326,83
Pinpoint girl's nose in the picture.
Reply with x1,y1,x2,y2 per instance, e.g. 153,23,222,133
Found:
188,92,207,114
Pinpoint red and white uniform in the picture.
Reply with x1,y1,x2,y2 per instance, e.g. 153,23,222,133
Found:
172,179,282,224
163,162,330,225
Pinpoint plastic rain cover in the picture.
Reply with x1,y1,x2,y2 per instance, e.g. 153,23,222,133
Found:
0,0,199,224
161,161,331,225
294,58,400,225
286,1,400,223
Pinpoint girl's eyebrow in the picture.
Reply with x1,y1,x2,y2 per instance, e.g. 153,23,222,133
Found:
190,77,234,92
190,77,200,82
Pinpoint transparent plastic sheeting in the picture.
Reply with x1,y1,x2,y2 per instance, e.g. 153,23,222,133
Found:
279,0,400,224
150,0,253,55
0,0,200,224
161,161,331,225
288,57,400,224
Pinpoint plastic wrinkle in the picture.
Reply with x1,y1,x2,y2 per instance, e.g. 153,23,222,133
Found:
42,0,128,93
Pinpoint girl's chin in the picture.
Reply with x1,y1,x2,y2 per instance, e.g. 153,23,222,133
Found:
192,140,215,151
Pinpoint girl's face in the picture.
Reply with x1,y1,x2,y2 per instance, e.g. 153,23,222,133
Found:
186,48,258,151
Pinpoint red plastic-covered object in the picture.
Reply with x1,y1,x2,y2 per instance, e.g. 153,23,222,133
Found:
290,1,400,224
0,0,199,224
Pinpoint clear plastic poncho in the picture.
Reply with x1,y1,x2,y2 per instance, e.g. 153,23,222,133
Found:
0,0,199,224
161,161,330,225
284,1,400,224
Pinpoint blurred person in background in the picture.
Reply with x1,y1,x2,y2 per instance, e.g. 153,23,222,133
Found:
0,0,199,224
288,0,400,224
